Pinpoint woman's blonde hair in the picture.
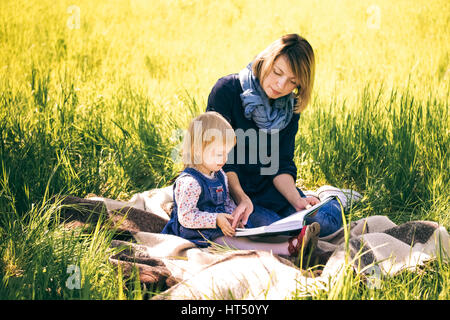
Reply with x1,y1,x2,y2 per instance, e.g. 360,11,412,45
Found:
181,111,236,169
252,34,315,113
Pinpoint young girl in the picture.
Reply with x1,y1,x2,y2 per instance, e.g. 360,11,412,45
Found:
162,111,320,257
162,111,237,246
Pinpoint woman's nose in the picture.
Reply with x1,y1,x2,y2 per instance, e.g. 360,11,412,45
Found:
277,76,287,89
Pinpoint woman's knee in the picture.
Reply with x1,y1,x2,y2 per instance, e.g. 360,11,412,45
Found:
306,199,343,237
247,205,281,228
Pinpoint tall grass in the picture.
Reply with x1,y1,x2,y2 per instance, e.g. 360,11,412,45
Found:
0,0,448,299
297,83,449,225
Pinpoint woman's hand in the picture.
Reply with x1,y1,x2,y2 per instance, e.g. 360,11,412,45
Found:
293,196,320,211
293,197,310,211
305,196,320,207
231,196,253,229
217,213,235,237
273,174,321,212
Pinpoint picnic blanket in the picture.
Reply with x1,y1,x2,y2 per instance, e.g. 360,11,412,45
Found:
59,189,450,300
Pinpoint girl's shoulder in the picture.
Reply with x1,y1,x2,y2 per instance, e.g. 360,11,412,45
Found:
176,167,215,186
176,167,201,183
217,169,230,188
174,172,201,193
174,169,227,194
217,168,227,180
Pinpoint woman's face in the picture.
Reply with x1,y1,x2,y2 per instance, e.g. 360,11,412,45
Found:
261,55,299,99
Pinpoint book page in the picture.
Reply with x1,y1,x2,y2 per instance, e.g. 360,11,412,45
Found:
270,196,334,226
234,196,335,237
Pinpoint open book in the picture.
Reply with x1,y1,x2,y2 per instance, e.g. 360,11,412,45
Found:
234,196,336,237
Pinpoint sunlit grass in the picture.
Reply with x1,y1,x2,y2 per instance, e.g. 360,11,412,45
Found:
0,0,448,299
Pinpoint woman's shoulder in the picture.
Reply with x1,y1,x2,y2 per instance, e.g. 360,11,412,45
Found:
207,74,243,123
211,73,242,94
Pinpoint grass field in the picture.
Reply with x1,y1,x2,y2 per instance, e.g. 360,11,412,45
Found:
0,0,448,299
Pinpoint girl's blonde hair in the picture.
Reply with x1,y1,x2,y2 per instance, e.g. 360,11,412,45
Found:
182,111,236,169
252,33,315,113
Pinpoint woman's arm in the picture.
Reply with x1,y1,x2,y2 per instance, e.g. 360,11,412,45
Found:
226,171,248,204
207,76,254,227
273,173,319,211
226,171,254,228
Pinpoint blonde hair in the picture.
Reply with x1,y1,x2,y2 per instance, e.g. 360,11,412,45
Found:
181,111,236,169
252,34,315,113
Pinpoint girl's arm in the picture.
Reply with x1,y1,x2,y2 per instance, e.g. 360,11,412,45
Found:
175,176,219,229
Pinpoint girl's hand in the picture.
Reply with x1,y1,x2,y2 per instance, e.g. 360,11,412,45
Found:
217,213,235,237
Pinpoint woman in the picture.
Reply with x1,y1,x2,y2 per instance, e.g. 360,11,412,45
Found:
206,34,342,237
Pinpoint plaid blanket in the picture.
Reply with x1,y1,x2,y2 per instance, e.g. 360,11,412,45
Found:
60,191,449,299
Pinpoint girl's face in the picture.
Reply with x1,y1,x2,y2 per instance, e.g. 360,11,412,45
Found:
261,55,299,99
198,142,231,175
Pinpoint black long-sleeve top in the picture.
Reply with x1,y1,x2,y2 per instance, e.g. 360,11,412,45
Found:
206,74,300,213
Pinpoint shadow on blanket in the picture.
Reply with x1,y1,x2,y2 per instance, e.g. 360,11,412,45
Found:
58,193,450,299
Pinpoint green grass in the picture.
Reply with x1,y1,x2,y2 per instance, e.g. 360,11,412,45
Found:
0,0,449,299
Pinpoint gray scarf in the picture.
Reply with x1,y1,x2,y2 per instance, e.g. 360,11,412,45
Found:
239,63,294,133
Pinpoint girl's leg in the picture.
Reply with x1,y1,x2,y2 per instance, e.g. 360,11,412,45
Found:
213,236,291,256
213,222,321,257
212,205,289,254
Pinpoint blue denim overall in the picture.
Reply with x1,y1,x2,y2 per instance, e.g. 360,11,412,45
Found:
161,167,228,247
